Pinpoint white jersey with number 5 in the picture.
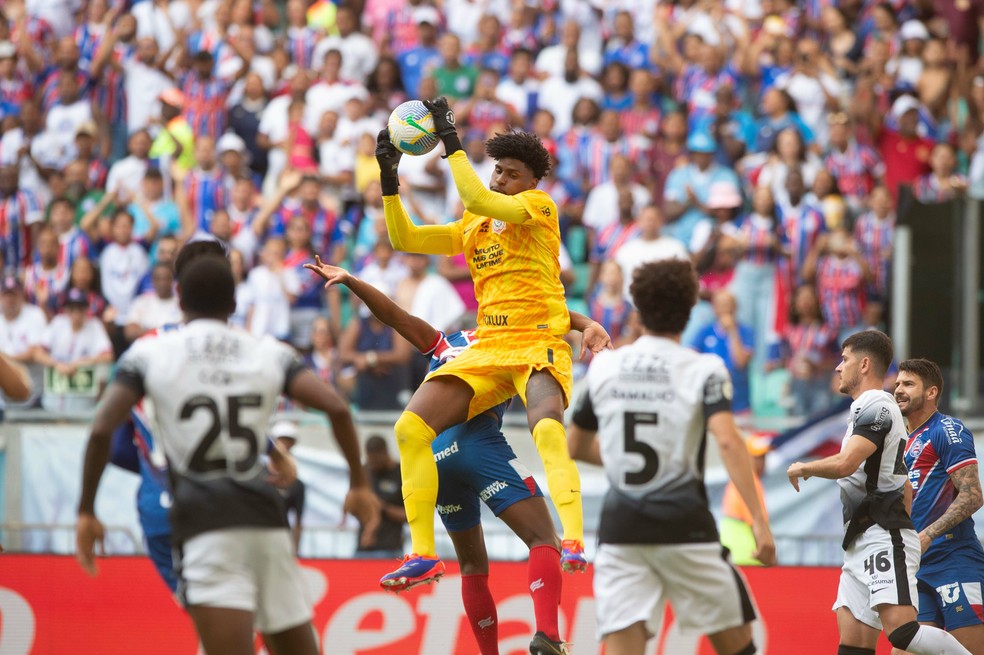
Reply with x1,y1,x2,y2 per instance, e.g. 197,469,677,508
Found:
572,335,733,545
115,318,306,543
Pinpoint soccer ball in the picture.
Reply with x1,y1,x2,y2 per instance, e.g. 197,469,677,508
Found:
387,100,440,156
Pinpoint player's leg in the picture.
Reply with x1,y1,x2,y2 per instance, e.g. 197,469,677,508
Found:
522,369,584,571
497,498,566,654
595,544,665,655
836,606,879,652
262,622,319,655
891,579,947,655
447,524,500,655
879,604,971,655
659,543,757,655
948,626,984,655
382,375,473,590
917,560,984,655
178,531,260,655
706,623,756,655
873,529,971,654
435,455,498,654
186,606,255,655
892,578,952,655
602,622,649,655
252,529,318,655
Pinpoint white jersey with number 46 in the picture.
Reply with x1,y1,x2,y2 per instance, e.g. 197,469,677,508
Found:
115,318,306,542
572,335,734,545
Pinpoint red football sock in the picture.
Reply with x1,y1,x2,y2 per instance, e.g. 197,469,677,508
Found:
461,574,499,655
528,545,562,641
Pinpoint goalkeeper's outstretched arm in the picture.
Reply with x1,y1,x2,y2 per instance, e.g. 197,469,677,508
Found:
383,195,463,256
446,151,531,225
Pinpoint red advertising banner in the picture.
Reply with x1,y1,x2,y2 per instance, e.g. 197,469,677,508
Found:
0,556,895,654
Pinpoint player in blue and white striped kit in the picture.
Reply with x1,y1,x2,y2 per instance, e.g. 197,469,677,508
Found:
896,358,984,654
110,334,180,592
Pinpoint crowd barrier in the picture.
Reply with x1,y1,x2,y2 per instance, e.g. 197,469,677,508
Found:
0,555,895,654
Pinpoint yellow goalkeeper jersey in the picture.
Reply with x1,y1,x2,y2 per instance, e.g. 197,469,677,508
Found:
456,190,569,338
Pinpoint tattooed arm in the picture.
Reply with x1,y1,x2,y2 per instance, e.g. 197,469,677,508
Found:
919,464,984,552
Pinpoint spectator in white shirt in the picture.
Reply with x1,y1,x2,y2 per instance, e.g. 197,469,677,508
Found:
105,130,152,200
774,40,843,146
34,287,113,411
244,237,300,341
395,253,466,333
91,25,172,136
614,205,690,298
357,239,409,300
495,47,539,123
124,263,181,342
582,154,652,233
312,4,379,84
35,288,113,371
257,68,312,194
306,49,369,134
0,276,47,405
44,72,93,163
99,209,150,333
535,18,602,79
538,48,604,136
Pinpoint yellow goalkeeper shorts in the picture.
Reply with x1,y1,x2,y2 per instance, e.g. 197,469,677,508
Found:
425,334,573,419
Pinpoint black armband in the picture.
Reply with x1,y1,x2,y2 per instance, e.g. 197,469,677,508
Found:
440,131,462,157
380,174,399,196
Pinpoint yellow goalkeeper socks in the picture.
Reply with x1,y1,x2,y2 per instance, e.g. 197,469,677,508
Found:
532,418,584,543
394,411,439,557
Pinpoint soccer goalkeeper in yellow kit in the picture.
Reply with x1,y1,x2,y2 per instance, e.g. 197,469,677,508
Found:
377,97,585,593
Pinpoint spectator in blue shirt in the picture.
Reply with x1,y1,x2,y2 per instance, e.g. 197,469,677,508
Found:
690,289,755,414
662,130,741,248
397,9,442,98
752,87,813,154
602,10,650,70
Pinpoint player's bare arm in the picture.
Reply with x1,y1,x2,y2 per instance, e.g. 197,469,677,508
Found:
376,130,465,256
76,382,143,575
787,435,878,491
709,411,777,566
286,370,381,535
567,424,602,467
0,352,31,401
918,464,984,552
305,255,441,352
266,439,298,489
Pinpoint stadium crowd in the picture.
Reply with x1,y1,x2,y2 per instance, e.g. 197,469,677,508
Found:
0,0,979,418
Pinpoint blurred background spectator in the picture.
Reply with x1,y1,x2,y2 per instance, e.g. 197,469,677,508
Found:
356,434,406,558
33,287,112,412
271,420,306,555
0,0,975,422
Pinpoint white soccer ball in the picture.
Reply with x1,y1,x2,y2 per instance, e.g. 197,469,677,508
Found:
387,100,440,156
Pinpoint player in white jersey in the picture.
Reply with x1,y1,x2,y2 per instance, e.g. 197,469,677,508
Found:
568,259,776,655
788,330,971,655
76,255,380,655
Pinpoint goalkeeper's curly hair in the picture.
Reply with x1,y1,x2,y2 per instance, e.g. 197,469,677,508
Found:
629,260,698,335
485,131,552,179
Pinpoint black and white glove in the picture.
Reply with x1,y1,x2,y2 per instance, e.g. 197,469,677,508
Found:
375,129,402,195
422,96,462,156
